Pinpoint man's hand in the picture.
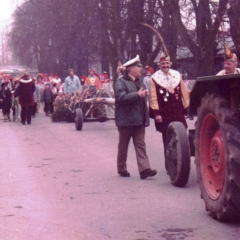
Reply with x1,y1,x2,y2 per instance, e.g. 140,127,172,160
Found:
155,115,163,123
138,87,146,98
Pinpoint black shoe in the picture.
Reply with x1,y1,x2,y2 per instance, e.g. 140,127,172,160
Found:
140,169,157,179
118,171,130,177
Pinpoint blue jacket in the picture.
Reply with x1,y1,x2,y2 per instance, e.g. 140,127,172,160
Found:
64,75,81,94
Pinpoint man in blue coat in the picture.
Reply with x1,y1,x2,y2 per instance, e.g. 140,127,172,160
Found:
114,55,157,179
64,69,81,95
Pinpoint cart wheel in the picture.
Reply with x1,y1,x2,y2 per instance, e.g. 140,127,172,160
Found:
165,122,191,187
75,108,83,131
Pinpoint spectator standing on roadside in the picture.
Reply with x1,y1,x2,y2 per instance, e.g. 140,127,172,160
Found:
0,83,12,122
14,72,35,125
32,80,40,117
143,66,154,92
41,83,54,116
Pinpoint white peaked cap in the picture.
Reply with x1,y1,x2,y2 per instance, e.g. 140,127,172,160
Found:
123,55,142,67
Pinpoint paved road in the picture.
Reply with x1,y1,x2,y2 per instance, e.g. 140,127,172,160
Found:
0,113,239,240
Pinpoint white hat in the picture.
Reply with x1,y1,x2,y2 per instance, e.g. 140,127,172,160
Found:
123,55,142,67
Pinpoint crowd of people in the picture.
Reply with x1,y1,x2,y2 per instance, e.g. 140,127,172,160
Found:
0,44,238,180
0,69,111,124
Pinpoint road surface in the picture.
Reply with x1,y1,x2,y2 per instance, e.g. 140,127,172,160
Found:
0,113,239,240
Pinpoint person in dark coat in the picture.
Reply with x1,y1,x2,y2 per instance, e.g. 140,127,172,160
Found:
114,55,157,180
41,83,54,116
0,83,12,122
14,73,35,125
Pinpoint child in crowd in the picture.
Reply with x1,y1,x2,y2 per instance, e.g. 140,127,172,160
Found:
0,83,12,122
52,83,58,100
41,83,54,116
12,79,20,121
12,93,20,122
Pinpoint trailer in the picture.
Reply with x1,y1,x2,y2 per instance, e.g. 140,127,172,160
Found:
70,85,115,131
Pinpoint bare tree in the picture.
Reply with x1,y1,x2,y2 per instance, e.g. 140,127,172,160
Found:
169,0,229,77
228,0,240,55
9,0,233,79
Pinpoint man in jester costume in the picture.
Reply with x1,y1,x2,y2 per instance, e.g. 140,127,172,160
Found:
149,53,189,149
217,45,240,75
85,69,102,90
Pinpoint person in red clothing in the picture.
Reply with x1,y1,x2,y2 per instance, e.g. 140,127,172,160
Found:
149,53,189,149
100,71,110,84
100,71,111,91
143,66,154,92
80,75,87,85
85,69,102,90
14,73,35,125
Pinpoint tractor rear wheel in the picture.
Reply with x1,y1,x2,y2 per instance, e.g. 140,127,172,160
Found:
195,93,240,221
165,122,191,187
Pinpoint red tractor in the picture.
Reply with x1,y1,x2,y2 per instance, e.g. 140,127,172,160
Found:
165,74,240,222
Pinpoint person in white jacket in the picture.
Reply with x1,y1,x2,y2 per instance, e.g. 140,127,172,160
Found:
217,47,240,75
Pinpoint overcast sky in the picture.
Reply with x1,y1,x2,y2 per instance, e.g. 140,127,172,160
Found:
0,0,24,33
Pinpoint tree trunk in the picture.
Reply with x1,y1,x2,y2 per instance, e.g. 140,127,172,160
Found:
228,0,240,55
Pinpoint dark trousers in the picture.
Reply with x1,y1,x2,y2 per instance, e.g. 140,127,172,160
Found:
32,102,37,116
117,126,151,173
44,102,53,114
21,106,32,124
2,107,11,115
